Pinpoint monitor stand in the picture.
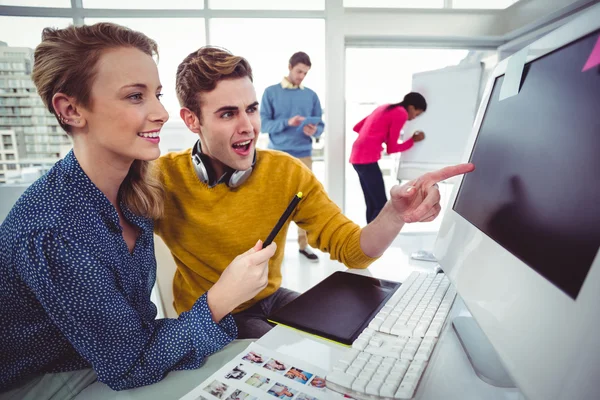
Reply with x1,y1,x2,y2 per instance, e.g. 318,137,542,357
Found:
453,316,516,388
410,250,438,262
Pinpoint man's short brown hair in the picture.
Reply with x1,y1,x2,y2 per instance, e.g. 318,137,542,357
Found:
289,51,311,68
176,46,253,120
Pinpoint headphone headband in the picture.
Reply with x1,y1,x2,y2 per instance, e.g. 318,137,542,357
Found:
191,140,256,188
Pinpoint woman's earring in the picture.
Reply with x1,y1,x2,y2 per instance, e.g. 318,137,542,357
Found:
58,114,69,124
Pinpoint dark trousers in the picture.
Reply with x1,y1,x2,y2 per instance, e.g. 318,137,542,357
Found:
353,162,388,224
232,288,300,339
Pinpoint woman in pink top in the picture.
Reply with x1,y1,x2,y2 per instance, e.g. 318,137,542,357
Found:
350,92,427,223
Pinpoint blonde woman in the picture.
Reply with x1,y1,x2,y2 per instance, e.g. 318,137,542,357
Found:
0,23,275,398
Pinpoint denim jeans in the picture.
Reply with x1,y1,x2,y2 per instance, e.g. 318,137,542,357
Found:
353,162,388,223
232,287,300,339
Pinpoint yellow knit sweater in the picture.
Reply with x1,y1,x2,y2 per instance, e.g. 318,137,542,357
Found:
154,148,377,314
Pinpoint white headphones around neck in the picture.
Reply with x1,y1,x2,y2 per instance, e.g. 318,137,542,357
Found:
191,140,256,188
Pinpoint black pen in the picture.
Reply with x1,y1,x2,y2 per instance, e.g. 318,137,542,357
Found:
262,192,303,248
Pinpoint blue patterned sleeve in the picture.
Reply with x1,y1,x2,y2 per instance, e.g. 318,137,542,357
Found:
15,229,237,390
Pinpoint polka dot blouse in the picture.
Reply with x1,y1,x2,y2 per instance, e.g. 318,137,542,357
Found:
0,150,237,391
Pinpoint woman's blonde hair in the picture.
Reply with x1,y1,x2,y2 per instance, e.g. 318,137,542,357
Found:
31,23,164,219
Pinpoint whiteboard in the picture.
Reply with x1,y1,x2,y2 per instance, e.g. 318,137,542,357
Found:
398,63,483,181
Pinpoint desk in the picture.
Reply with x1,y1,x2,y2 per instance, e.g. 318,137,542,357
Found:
79,235,524,400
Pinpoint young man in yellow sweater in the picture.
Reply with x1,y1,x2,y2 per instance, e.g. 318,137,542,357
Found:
154,46,474,339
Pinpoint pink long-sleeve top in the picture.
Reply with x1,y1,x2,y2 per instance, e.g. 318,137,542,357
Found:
349,104,414,164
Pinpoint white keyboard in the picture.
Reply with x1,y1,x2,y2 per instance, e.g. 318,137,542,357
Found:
325,271,456,399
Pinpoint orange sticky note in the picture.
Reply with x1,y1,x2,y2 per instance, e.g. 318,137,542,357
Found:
582,35,600,72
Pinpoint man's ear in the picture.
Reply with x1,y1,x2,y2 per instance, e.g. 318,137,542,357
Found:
52,92,86,129
288,64,293,72
180,107,201,134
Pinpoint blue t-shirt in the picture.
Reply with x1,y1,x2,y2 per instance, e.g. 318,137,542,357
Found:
0,151,237,391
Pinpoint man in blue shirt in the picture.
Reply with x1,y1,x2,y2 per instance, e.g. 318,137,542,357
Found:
260,51,325,262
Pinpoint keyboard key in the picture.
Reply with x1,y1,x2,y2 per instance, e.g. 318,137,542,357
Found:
365,345,390,356
395,382,417,399
363,328,376,336
358,368,375,381
364,361,379,372
369,318,384,330
326,371,355,389
380,316,397,334
351,357,368,370
352,338,368,350
396,325,415,337
380,382,400,397
365,380,383,395
346,366,361,377
352,378,369,392
401,372,420,386
372,371,388,382
376,363,392,376
401,345,419,361
414,322,430,338
382,357,396,366
370,355,384,364
339,348,360,365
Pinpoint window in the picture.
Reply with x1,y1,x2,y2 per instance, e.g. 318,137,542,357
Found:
0,0,70,7
209,0,324,10
344,0,443,8
210,18,326,116
0,17,72,49
6,164,17,170
5,153,15,160
83,0,203,9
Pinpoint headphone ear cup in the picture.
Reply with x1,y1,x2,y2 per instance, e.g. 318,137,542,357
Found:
228,167,253,188
192,154,209,184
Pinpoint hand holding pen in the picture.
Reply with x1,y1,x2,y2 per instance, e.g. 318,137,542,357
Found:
207,239,277,323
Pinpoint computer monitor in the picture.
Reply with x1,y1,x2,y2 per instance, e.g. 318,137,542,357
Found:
434,5,600,400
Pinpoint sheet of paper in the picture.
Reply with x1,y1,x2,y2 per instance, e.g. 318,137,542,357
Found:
499,46,529,101
180,342,345,400
582,35,600,72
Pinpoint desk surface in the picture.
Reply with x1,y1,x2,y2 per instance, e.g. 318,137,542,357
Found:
78,235,524,400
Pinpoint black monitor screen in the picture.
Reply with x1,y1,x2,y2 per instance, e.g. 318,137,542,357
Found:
453,30,600,300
